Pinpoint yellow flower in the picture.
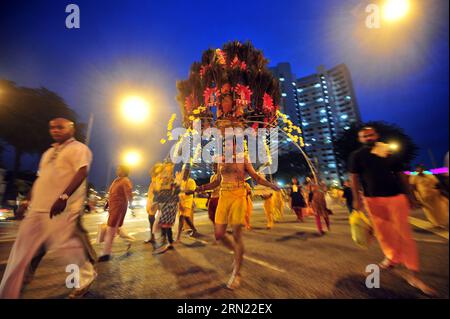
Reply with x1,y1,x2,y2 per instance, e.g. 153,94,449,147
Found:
160,139,166,144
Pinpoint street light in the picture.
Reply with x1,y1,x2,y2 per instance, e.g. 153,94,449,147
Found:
383,0,410,22
122,150,142,167
120,95,150,124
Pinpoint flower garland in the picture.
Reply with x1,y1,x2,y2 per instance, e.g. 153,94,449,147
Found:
160,113,177,144
277,110,304,147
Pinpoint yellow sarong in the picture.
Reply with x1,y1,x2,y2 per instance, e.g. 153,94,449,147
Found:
215,182,248,225
263,194,275,228
410,174,449,227
272,191,284,221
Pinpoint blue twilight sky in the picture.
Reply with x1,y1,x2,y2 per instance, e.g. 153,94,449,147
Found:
0,0,448,188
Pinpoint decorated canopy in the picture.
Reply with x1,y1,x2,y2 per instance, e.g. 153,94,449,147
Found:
176,41,281,129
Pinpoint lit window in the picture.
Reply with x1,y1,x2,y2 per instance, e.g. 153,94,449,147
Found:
279,77,285,81
316,98,324,102
320,109,326,114
320,118,328,123
314,83,321,88
324,90,328,94
299,102,306,106
344,126,350,130
282,93,287,97
297,88,303,93
302,122,309,126
312,138,317,142
340,114,348,120
292,82,296,86
345,95,351,100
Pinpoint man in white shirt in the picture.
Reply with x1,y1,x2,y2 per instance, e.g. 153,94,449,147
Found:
0,117,96,299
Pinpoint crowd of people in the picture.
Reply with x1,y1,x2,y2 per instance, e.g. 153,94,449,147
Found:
0,117,447,299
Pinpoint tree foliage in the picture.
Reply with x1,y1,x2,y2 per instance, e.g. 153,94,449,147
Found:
0,79,85,172
334,121,419,170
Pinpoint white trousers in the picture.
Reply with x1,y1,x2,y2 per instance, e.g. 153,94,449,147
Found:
0,210,96,299
101,226,135,256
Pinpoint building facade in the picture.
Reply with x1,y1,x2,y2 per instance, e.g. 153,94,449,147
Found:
296,64,361,185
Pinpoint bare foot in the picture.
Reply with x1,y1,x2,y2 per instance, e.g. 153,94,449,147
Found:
404,273,438,297
226,273,241,290
378,258,397,270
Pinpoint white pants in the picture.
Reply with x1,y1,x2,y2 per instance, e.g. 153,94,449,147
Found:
0,210,96,299
101,226,135,256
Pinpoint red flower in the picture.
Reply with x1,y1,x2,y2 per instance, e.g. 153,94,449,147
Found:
234,84,253,106
215,49,227,66
231,55,240,68
263,93,274,112
203,87,219,107
185,95,194,113
199,65,208,78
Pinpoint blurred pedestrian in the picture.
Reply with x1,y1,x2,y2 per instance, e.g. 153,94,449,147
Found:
0,117,96,299
144,163,163,244
410,164,448,228
308,180,330,235
272,183,285,222
289,177,307,222
152,163,180,254
175,164,198,242
98,165,135,262
342,180,354,214
262,191,274,230
244,182,253,230
206,164,220,226
349,126,436,296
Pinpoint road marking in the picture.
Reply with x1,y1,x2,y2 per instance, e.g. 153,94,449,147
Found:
0,238,15,243
296,226,321,232
414,237,448,244
241,253,287,273
190,237,286,273
409,217,449,240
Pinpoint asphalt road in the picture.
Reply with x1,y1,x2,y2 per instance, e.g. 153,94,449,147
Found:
0,199,448,299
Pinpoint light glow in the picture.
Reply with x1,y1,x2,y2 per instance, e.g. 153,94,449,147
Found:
121,96,150,123
383,0,410,22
